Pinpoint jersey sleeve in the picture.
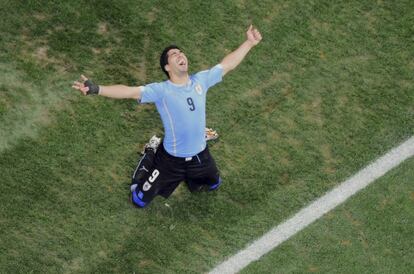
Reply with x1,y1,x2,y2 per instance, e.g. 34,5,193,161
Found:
139,82,164,103
194,64,223,90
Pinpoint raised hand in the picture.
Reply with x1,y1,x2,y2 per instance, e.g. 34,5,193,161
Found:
72,75,100,95
246,25,262,47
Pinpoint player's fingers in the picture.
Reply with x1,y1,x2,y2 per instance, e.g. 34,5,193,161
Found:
72,81,84,89
254,30,262,40
80,74,88,81
72,84,80,90
72,84,87,95
80,87,89,95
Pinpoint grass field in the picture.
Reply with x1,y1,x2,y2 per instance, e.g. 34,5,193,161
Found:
1,0,413,273
242,157,414,274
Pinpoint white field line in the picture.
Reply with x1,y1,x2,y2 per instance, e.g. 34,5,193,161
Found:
209,136,414,274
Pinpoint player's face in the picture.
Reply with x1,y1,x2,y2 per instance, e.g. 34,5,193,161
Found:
166,48,188,75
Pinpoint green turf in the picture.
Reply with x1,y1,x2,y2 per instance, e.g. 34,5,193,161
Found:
241,157,414,274
0,0,413,273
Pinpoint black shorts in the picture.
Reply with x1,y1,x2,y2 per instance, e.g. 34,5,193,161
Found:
132,144,220,206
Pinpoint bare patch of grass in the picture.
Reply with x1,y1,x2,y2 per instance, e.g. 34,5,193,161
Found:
63,257,84,274
139,259,154,267
320,143,337,174
127,37,150,82
263,2,289,24
32,12,48,21
278,116,297,131
308,266,320,272
310,19,331,36
97,22,109,35
303,96,323,127
364,11,378,34
34,46,50,61
145,7,159,25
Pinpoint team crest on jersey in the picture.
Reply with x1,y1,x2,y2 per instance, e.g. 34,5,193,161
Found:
142,181,151,191
195,83,203,95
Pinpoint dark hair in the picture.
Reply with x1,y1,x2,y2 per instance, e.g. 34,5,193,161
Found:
160,45,180,79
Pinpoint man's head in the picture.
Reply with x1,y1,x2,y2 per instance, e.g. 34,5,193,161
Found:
160,45,188,79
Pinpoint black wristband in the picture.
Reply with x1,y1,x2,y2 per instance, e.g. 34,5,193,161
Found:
84,79,100,95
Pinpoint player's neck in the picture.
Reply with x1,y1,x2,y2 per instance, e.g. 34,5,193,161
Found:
169,73,189,85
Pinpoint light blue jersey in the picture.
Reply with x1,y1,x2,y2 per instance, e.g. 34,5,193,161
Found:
140,64,223,157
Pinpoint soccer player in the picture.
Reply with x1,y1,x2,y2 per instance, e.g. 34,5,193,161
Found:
72,25,262,207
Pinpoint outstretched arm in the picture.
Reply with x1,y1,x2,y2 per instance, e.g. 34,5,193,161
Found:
72,75,142,100
220,25,262,76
